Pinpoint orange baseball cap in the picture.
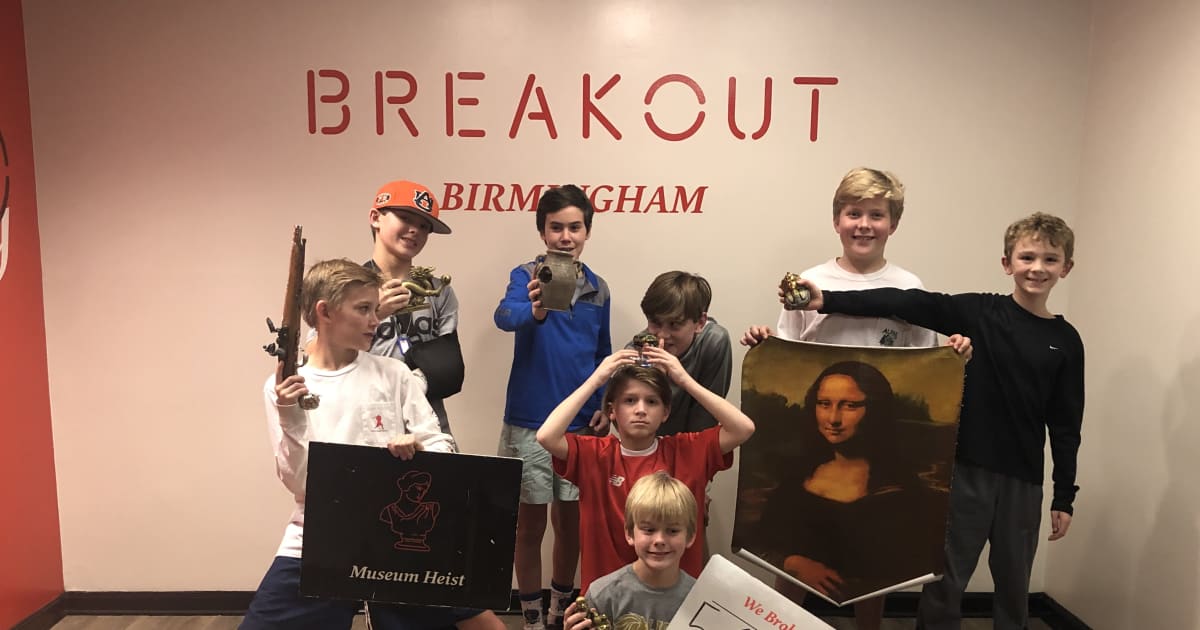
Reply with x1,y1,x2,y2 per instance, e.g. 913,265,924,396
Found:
372,180,451,234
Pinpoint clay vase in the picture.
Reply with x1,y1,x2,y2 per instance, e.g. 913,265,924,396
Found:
534,250,577,312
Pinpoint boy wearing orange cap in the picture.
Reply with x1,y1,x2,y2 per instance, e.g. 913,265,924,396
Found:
365,180,464,436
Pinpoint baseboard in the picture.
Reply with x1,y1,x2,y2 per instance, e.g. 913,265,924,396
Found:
17,589,1089,629
11,594,66,630
1031,592,1093,630
58,591,256,615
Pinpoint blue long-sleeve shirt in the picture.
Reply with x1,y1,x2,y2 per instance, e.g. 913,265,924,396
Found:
495,261,612,431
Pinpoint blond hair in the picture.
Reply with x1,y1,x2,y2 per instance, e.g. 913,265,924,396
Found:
1003,212,1075,262
624,472,698,539
832,167,905,223
301,259,382,327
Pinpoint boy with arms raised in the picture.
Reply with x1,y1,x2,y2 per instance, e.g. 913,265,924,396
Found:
495,185,611,630
536,345,755,593
787,213,1084,630
563,472,699,630
242,259,502,630
630,271,732,435
741,167,969,630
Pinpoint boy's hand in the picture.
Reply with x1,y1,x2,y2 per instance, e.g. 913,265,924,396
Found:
945,334,974,362
526,277,548,321
377,278,412,318
783,554,844,599
1048,510,1072,541
777,278,823,311
588,410,610,436
740,325,774,347
594,349,638,383
387,434,425,460
273,372,309,407
641,345,690,385
563,601,592,630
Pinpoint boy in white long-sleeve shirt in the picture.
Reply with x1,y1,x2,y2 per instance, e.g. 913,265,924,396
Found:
242,258,502,630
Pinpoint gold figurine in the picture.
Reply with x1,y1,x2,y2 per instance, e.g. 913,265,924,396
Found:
780,272,811,310
397,266,451,314
573,596,611,630
630,333,659,368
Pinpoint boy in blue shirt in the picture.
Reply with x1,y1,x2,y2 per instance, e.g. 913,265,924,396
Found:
495,185,612,630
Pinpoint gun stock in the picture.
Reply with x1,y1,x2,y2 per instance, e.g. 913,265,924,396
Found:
264,225,320,410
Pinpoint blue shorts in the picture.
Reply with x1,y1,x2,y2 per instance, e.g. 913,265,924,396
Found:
240,556,486,630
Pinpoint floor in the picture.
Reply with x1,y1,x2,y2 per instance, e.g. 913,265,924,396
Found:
49,614,1055,629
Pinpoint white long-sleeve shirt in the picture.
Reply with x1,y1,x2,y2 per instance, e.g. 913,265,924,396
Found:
262,351,455,558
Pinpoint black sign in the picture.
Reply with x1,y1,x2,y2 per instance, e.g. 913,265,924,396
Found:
301,442,521,609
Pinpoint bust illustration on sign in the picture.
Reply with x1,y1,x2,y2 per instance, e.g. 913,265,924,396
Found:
379,470,442,552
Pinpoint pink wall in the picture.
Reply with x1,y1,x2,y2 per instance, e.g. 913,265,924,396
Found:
0,0,65,624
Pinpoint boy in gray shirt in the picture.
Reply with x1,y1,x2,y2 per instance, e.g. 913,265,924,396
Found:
564,472,698,630
629,271,731,436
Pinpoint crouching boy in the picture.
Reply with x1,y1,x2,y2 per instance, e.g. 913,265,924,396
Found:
564,472,699,630
241,259,503,630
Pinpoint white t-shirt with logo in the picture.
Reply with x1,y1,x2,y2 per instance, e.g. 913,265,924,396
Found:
776,258,938,348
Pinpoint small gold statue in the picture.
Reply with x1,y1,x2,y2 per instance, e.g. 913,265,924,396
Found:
630,333,659,368
780,272,811,310
573,596,611,630
398,266,451,314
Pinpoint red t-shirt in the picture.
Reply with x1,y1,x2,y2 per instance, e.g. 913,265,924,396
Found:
554,426,733,592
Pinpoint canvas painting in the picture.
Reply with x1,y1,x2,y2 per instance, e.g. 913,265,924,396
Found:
733,338,964,606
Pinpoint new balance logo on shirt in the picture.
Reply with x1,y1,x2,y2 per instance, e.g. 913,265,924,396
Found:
609,475,626,487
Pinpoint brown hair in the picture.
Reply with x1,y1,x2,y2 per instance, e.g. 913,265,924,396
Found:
639,271,712,322
1003,212,1075,261
602,365,673,415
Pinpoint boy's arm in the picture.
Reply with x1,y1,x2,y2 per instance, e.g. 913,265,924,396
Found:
803,282,972,338
397,367,456,454
641,346,754,453
596,287,613,365
264,371,311,497
682,325,733,432
494,266,539,331
1047,336,1085,539
537,350,637,459
434,284,459,337
403,284,465,400
586,287,615,433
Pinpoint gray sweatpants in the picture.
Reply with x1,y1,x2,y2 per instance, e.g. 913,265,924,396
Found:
917,463,1043,630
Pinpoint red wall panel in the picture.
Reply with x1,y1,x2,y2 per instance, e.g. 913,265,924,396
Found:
0,0,65,625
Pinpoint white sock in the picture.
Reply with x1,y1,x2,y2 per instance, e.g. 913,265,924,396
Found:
521,594,544,630
547,583,575,626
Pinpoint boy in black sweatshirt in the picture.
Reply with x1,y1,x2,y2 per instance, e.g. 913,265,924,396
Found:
788,212,1083,630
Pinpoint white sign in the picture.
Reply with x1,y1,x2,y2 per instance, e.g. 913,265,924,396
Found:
669,555,833,630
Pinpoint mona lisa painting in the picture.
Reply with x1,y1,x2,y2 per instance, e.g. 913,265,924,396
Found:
733,337,964,606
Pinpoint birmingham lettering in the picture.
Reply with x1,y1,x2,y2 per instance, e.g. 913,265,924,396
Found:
307,71,838,142
442,183,707,214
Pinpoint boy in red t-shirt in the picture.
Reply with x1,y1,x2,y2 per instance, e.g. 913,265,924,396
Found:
536,346,755,593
